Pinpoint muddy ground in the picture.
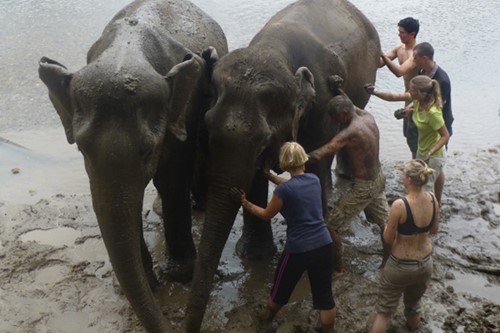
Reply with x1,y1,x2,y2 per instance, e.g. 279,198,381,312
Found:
1,145,499,333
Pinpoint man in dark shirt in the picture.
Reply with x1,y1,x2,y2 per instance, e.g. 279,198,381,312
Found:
413,42,453,138
413,42,453,203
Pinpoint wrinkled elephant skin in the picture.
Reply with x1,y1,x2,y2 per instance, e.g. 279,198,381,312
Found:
38,0,227,332
184,0,380,331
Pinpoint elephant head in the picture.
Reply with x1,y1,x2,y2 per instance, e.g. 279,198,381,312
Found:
39,45,221,332
183,48,317,332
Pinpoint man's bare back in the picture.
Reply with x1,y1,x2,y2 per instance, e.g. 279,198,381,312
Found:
308,98,381,181
338,110,381,180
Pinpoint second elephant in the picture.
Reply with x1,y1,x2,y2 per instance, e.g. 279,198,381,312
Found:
184,0,381,331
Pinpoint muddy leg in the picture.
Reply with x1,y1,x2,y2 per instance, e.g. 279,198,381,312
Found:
435,171,445,205
319,307,337,333
370,312,391,333
260,298,281,323
406,313,421,331
328,226,344,276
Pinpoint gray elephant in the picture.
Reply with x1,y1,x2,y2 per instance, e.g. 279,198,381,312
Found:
184,0,380,331
38,0,227,332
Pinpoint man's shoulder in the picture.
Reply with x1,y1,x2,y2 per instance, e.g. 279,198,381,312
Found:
434,66,450,81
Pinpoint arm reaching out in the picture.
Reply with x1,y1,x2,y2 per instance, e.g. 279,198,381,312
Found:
229,187,283,221
381,52,416,78
364,83,411,102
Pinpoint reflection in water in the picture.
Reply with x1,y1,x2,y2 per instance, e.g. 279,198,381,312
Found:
35,264,70,284
447,270,500,304
20,227,81,247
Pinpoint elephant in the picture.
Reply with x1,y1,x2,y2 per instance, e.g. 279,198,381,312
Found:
38,0,227,332
183,0,380,331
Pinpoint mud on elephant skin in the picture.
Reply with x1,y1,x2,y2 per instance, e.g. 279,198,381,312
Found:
38,0,228,332
184,0,380,331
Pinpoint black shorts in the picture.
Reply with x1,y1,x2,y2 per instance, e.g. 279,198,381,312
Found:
270,243,335,310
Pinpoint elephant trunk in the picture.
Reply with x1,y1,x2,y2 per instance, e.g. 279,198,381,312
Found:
91,182,170,332
83,128,169,332
184,173,242,332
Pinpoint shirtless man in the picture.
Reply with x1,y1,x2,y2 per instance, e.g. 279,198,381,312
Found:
308,95,390,267
380,17,420,90
380,17,420,157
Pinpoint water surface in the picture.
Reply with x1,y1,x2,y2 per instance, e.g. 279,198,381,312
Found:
1,0,498,159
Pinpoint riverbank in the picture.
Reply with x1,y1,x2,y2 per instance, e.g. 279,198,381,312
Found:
0,143,498,332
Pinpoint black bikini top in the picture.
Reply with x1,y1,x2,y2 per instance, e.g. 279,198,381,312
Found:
398,194,436,235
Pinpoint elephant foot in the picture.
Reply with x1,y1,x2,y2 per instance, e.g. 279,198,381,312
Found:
235,238,277,260
164,259,194,283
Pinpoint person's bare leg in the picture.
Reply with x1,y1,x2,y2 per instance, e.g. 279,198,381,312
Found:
320,307,337,333
328,226,345,278
370,312,390,333
260,298,281,323
435,170,445,205
406,312,421,331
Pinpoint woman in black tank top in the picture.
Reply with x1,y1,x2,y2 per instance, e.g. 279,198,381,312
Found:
370,159,440,333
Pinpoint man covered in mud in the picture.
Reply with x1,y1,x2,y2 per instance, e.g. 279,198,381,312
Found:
308,95,390,268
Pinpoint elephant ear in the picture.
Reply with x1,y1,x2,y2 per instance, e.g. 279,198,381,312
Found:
165,53,206,142
293,67,316,141
38,57,75,144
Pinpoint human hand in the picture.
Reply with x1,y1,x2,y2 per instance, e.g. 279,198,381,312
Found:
229,187,245,205
423,152,431,162
307,152,320,164
393,108,406,120
364,83,375,95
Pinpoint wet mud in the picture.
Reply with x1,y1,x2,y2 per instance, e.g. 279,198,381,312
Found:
0,145,499,333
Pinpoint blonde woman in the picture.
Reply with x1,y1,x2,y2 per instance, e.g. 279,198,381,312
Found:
366,75,450,204
371,159,439,333
231,142,336,333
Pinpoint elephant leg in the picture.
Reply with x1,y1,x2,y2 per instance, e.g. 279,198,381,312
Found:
161,188,196,282
235,170,277,259
191,123,209,211
139,221,159,289
154,139,197,282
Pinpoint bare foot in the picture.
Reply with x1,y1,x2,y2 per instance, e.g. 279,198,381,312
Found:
332,268,347,280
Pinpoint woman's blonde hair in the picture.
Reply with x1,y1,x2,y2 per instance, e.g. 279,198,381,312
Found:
279,142,308,171
403,159,434,186
410,75,443,109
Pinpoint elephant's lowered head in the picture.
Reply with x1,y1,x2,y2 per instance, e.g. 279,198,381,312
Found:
184,48,317,332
